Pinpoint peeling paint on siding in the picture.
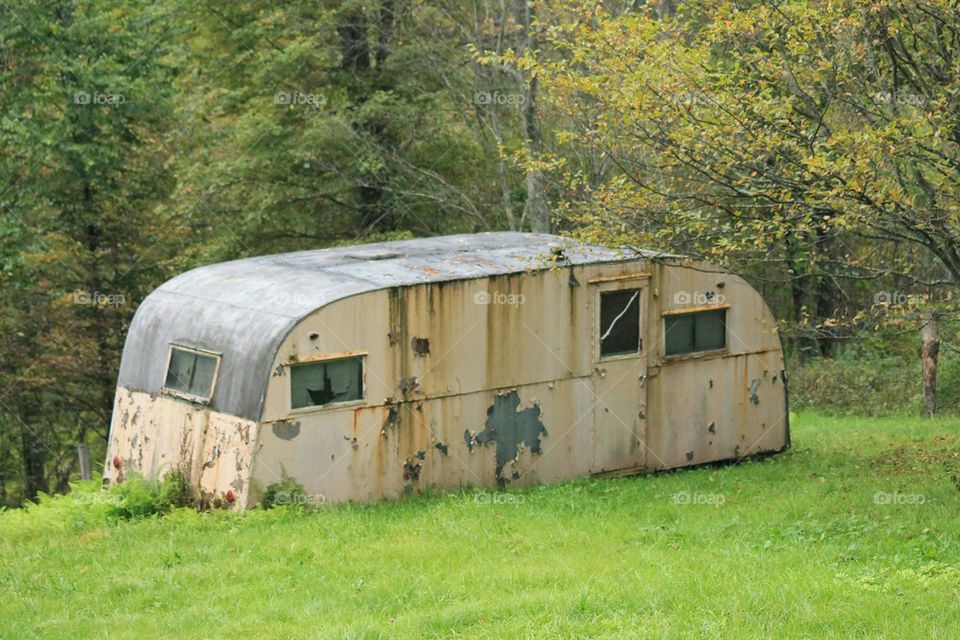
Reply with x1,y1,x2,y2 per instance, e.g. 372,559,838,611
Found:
411,337,430,356
468,390,548,485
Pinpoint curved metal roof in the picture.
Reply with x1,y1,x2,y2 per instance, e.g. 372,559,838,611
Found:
117,232,660,421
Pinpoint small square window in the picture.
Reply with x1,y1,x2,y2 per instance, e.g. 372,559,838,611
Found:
290,356,364,409
599,288,642,357
163,345,220,401
664,309,727,356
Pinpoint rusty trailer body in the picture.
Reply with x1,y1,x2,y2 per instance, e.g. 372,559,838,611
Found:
105,232,789,507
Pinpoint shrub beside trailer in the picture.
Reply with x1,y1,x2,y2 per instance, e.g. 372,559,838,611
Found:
105,232,789,507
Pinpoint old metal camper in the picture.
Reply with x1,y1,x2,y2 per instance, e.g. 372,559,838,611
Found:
105,232,788,507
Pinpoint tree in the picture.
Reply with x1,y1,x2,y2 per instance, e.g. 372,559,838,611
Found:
0,0,180,500
537,0,960,342
169,0,498,262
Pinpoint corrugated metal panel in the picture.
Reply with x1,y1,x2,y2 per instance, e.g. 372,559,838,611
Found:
117,232,669,421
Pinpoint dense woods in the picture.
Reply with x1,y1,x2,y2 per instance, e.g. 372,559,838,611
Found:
2,0,958,505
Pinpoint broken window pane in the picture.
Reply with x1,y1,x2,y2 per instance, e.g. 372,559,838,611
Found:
664,309,727,356
163,346,219,400
291,357,364,409
599,289,641,357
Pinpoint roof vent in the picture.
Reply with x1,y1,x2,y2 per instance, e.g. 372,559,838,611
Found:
343,250,403,261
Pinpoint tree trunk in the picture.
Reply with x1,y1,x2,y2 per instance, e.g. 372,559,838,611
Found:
785,236,817,360
20,419,47,501
338,7,371,72
78,442,91,481
515,0,550,233
921,310,940,418
0,444,7,506
375,0,395,67
487,104,518,231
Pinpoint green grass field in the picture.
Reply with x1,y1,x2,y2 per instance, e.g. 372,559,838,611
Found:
2,413,960,639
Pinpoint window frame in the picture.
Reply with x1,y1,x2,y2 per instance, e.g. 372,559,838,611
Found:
287,351,367,414
598,288,643,359
661,304,730,360
161,344,222,404
591,274,649,362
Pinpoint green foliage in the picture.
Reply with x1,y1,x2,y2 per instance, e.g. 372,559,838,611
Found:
0,0,183,503
157,470,196,510
791,319,960,415
106,475,172,520
2,414,960,637
107,472,200,520
0,471,196,539
0,1,545,503
0,481,115,539
168,0,498,264
790,343,923,416
536,0,960,344
260,472,310,510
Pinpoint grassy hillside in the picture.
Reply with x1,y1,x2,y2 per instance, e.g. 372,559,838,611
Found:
2,413,960,639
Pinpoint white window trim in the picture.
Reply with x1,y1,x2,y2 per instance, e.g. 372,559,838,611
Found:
161,344,222,404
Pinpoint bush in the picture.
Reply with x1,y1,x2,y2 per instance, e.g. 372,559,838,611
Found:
789,326,960,416
108,471,196,520
0,471,202,538
261,473,310,509
0,480,115,538
108,475,172,519
158,470,195,509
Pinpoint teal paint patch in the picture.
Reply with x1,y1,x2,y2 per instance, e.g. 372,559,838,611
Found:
474,390,548,485
272,421,301,440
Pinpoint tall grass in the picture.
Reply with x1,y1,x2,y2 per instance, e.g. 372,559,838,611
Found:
2,413,959,639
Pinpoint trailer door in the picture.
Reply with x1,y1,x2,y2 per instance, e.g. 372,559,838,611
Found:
590,276,648,474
